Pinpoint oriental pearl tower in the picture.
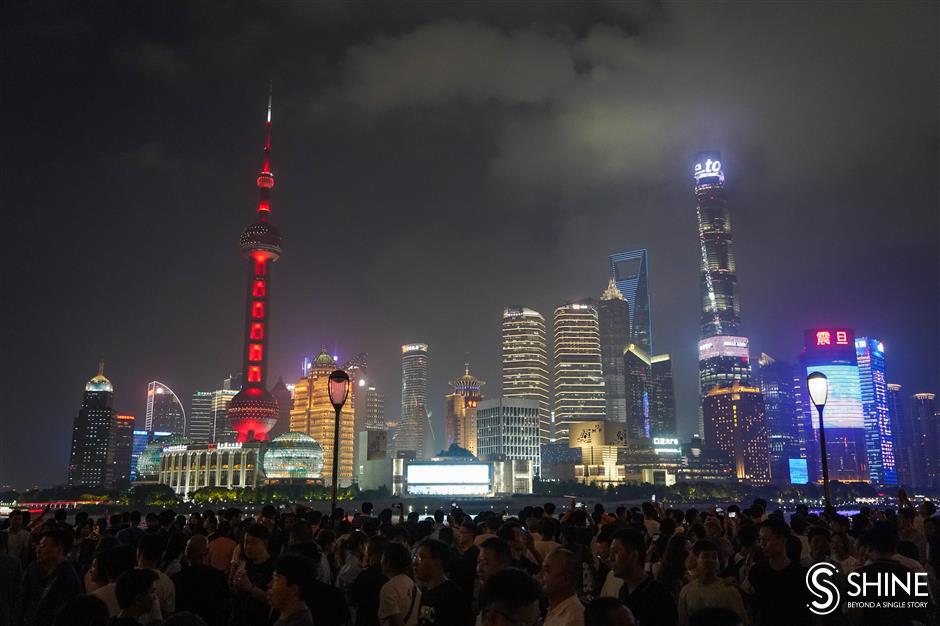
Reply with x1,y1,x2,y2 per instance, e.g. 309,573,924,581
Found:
226,90,283,442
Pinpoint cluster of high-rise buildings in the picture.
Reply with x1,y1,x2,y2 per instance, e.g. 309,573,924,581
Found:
63,99,939,496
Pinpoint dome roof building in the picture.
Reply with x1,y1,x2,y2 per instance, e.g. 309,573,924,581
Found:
262,432,324,480
138,434,190,479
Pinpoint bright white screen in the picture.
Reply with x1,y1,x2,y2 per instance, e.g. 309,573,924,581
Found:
406,464,490,485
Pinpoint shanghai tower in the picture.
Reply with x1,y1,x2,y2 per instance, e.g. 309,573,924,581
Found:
695,152,754,438
225,91,284,443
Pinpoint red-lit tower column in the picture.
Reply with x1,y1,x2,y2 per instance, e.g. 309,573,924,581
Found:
227,93,283,442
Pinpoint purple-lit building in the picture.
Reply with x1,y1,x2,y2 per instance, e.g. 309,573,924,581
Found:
855,337,897,485
799,328,867,482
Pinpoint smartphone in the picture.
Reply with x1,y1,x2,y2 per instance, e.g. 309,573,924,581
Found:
575,502,585,509
715,507,724,514
728,511,737,518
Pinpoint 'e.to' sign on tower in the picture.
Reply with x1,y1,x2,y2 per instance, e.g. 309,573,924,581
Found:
226,90,284,442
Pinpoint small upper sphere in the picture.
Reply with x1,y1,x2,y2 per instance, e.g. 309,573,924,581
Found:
240,220,283,258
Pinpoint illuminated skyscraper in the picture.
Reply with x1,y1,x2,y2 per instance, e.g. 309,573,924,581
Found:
501,307,551,447
398,343,431,459
553,303,605,444
477,397,541,476
365,386,386,430
907,393,939,489
609,249,652,353
855,338,897,485
130,430,171,481
225,90,283,443
444,366,485,455
886,384,911,484
758,353,803,483
189,391,213,443
105,414,135,489
799,328,867,482
623,344,676,441
145,381,186,435
68,361,117,487
289,349,354,485
269,377,292,439
597,280,629,424
702,383,770,484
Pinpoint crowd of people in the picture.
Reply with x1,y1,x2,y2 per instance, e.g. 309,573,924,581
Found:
1,494,938,626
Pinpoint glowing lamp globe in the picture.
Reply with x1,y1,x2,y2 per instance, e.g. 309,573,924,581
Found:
227,387,279,442
328,370,351,411
807,372,829,410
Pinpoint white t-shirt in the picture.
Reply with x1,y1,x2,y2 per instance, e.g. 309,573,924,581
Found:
544,594,585,626
378,573,421,626
600,569,624,598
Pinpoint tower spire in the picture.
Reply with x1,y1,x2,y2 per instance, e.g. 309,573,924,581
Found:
97,357,105,376
256,82,275,218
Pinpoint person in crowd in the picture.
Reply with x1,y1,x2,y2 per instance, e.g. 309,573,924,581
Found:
350,535,388,626
267,554,314,626
378,542,420,626
540,548,585,626
136,533,175,617
172,535,230,626
743,519,810,626
19,528,82,626
610,528,678,626
1,533,22,626
476,538,512,586
230,523,274,626
497,522,541,575
478,568,542,626
115,513,143,550
452,521,480,602
594,524,624,599
534,517,563,560
110,569,158,626
4,510,32,565
898,508,927,564
830,531,858,573
584,597,636,626
413,538,470,626
677,541,747,626
655,534,691,598
205,517,237,575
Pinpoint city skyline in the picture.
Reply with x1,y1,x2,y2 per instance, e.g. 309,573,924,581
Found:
4,3,937,490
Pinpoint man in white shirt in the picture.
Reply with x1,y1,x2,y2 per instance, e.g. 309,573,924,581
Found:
137,534,175,617
379,542,420,626
539,548,585,626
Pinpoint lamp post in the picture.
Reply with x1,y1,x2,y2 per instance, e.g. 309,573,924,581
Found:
328,369,351,523
807,371,831,509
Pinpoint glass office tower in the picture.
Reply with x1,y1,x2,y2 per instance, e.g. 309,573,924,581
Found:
609,249,652,353
855,337,897,485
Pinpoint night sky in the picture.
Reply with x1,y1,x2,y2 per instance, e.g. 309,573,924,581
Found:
4,2,937,490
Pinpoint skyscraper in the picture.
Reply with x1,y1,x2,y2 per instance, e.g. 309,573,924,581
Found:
553,303,605,444
855,338,898,485
501,307,551,447
758,353,803,483
68,361,116,487
477,397,541,476
887,384,910,484
364,386,386,430
907,393,939,489
225,90,283,443
397,343,430,459
188,391,213,443
105,414,135,489
289,349,355,485
269,377,292,439
145,382,186,435
799,328,868,482
609,249,652,353
623,344,676,441
597,279,629,424
702,383,770,484
444,366,485,455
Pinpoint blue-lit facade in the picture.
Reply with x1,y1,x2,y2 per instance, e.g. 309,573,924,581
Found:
130,430,171,481
757,354,803,483
609,249,652,353
799,328,867,482
855,337,897,485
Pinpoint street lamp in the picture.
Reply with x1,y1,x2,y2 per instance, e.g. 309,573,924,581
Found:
328,369,351,522
807,371,832,509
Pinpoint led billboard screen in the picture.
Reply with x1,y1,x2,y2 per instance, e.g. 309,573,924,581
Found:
405,463,491,496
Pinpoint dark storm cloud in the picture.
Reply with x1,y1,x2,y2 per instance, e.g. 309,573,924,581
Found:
3,1,936,490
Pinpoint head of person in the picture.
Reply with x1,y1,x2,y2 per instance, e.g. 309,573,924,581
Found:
366,535,388,568
115,568,158,616
381,541,412,579
37,528,73,568
289,519,313,545
480,567,543,626
103,545,137,583
53,595,110,626
185,534,209,566
539,517,561,543
458,521,479,551
692,540,720,578
610,529,646,579
594,523,618,565
539,548,580,601
758,519,791,560
585,597,636,626
9,509,24,531
497,521,527,558
543,502,556,517
808,526,831,560
704,518,724,540
361,502,374,515
260,505,278,530
477,537,512,583
898,507,915,531
830,531,852,559
864,522,898,558
385,525,411,547
243,523,271,563
414,538,450,584
137,533,165,568
268,554,312,612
